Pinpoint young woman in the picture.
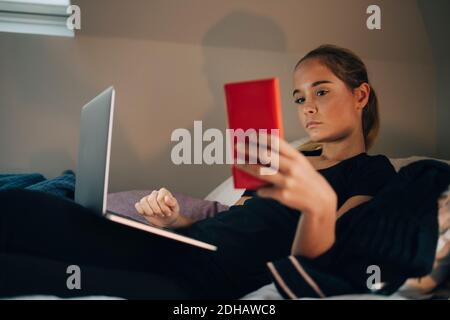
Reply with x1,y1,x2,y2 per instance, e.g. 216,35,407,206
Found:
0,44,399,299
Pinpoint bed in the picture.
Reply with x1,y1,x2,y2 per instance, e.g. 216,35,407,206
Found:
4,138,450,300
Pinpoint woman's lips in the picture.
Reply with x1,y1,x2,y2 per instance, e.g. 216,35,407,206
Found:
306,121,322,129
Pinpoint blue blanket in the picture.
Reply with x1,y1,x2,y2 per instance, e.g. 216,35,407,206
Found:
0,170,75,199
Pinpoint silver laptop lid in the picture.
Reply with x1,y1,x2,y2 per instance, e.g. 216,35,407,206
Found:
74,87,115,215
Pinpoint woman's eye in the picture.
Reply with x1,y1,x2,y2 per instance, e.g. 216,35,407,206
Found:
294,97,305,104
316,89,329,97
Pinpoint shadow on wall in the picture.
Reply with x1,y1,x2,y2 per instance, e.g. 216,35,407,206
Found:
108,11,289,196
132,12,287,196
195,12,287,196
200,10,288,136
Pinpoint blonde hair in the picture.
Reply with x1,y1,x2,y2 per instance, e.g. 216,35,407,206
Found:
294,44,380,151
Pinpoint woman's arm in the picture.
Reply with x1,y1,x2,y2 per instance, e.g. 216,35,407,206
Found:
234,196,252,206
235,195,372,256
291,195,373,258
235,133,339,258
291,205,336,258
336,195,372,219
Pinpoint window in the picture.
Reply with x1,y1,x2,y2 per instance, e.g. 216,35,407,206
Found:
0,0,74,37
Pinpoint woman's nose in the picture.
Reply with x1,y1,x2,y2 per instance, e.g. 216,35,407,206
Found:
302,101,317,114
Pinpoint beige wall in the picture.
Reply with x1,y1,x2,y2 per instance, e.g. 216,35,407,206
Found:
0,0,439,197
418,0,450,160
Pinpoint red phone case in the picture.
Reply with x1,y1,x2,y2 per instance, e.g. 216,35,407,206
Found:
224,78,284,189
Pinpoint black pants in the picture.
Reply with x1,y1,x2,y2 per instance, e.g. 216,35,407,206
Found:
0,189,300,299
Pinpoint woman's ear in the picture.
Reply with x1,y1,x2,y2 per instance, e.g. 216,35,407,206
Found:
354,83,370,110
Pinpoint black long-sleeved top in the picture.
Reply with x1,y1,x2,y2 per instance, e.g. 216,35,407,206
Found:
242,149,397,210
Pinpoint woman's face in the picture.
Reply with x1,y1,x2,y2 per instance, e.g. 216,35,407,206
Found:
293,58,368,143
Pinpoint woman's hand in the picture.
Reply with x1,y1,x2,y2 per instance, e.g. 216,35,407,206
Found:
235,133,337,258
235,133,337,215
134,188,193,229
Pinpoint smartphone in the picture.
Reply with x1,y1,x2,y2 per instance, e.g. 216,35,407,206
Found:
224,77,284,189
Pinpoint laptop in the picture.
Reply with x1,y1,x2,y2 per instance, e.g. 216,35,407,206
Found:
74,87,217,251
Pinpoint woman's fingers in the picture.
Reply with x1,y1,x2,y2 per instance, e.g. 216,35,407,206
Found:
147,191,166,217
138,194,155,216
156,188,174,217
134,202,144,215
236,146,296,175
235,163,287,187
239,132,301,161
135,191,162,218
256,185,285,201
235,133,309,174
135,188,179,220
134,202,171,227
234,135,315,191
